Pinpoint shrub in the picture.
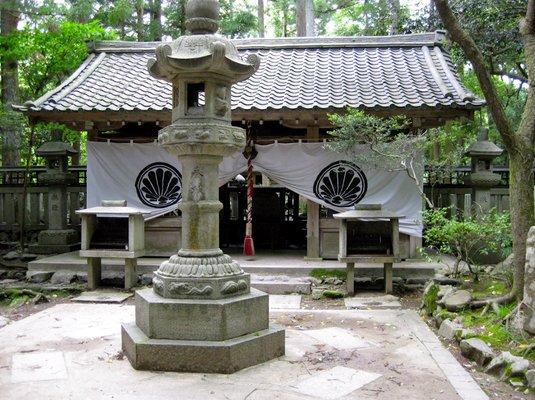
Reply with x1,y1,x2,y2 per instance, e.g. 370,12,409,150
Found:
423,208,511,279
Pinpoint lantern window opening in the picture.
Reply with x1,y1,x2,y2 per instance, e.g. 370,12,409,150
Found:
186,82,205,115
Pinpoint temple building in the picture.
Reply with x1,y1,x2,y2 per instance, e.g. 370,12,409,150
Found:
15,31,483,260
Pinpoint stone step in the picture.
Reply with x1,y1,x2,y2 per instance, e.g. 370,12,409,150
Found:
251,277,311,295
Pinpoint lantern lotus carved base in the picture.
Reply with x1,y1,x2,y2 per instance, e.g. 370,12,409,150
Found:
153,253,250,300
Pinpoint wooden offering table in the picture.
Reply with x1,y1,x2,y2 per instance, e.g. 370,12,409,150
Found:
334,204,403,295
77,201,145,290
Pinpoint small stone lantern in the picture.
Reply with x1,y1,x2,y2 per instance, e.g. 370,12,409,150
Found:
29,142,80,254
465,128,503,218
121,0,284,374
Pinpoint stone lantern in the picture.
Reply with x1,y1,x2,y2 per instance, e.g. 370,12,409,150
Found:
122,0,284,373
30,141,80,254
465,127,503,218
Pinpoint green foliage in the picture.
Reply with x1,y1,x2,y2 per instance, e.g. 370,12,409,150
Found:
322,290,345,299
331,0,411,36
309,268,346,281
327,109,420,171
270,0,296,37
457,302,532,352
14,20,114,100
422,283,439,315
219,0,258,38
423,208,512,277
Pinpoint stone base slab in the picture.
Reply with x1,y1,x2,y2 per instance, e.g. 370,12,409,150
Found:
135,287,269,341
28,243,80,255
121,322,285,373
36,229,79,245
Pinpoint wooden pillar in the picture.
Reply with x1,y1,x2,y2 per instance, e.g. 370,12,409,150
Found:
305,125,321,260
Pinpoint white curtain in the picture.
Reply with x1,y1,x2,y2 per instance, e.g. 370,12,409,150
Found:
86,141,422,235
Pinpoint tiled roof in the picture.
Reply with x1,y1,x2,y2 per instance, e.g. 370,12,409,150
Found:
16,32,484,114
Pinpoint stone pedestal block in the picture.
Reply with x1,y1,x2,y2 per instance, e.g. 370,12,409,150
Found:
122,322,285,373
29,229,80,254
135,288,269,341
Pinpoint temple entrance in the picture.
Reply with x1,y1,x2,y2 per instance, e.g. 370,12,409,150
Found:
219,183,306,251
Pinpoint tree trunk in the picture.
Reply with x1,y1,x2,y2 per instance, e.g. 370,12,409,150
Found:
509,149,535,297
1,2,21,167
305,0,314,36
296,0,306,36
388,0,401,35
523,226,535,334
258,0,265,38
136,0,145,41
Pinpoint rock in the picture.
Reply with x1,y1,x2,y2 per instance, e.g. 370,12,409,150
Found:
50,270,78,285
0,316,10,328
525,369,535,389
486,351,530,378
443,290,472,311
438,319,463,340
324,277,342,285
460,338,494,366
3,251,19,261
437,285,455,300
305,277,322,286
6,270,25,280
141,274,153,286
459,328,476,340
0,269,8,279
434,274,461,286
20,253,38,262
311,289,323,300
26,270,53,283
0,279,19,284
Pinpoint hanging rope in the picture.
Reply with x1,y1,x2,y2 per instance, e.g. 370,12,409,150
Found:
243,123,255,257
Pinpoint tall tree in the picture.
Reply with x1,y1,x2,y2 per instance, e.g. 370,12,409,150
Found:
434,0,535,330
258,0,265,37
1,0,21,166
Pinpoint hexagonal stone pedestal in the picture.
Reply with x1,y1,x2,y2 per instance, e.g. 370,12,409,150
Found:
135,288,269,341
122,322,285,373
122,288,285,373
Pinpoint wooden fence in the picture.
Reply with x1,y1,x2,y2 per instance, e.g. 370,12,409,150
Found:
423,166,510,218
0,166,86,234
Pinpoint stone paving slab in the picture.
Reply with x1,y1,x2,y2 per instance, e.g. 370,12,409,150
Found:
301,327,375,350
344,294,401,310
11,351,67,383
291,366,382,399
72,290,133,303
0,304,489,400
269,295,302,310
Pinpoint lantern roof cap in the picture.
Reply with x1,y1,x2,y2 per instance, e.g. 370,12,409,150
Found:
36,141,78,157
465,128,503,158
147,0,259,83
